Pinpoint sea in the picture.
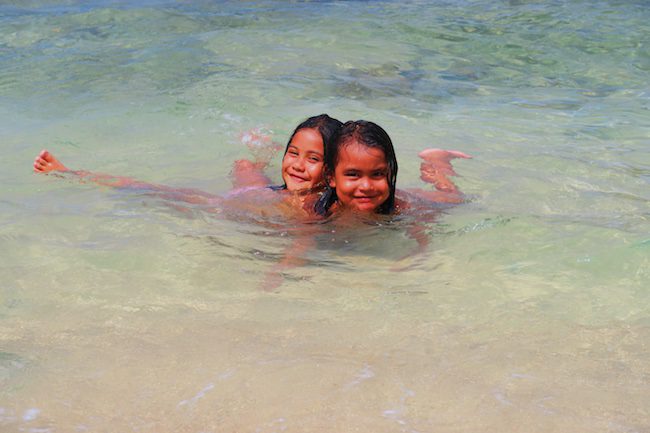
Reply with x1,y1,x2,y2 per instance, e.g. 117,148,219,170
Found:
1,1,649,432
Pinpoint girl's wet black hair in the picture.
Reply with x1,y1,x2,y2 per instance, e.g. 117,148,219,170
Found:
316,120,398,215
274,114,343,190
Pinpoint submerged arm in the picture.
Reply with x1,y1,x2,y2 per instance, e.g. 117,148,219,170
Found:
261,231,316,292
231,159,274,189
33,149,220,205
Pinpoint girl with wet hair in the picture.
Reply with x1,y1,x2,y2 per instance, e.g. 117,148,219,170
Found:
316,119,470,217
232,114,342,194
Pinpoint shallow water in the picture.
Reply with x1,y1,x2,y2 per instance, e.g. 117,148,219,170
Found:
1,1,649,432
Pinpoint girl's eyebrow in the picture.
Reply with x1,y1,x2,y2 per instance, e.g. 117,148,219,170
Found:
286,145,322,156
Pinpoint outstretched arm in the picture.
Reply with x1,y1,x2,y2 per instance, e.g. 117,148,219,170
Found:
33,150,220,205
405,148,471,204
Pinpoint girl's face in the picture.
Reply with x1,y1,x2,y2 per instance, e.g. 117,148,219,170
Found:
281,128,325,192
329,141,390,213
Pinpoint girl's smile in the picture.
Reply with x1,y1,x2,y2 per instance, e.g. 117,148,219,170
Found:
281,128,324,192
329,141,390,212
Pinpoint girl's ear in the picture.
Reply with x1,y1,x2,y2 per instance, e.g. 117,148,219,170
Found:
327,173,336,188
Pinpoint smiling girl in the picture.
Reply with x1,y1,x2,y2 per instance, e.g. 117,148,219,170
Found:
231,114,342,199
316,120,470,216
34,114,342,217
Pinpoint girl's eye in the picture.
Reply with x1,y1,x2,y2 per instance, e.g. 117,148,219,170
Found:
373,170,387,177
344,171,359,178
308,157,321,163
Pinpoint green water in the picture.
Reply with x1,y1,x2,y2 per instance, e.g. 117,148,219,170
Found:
1,1,649,431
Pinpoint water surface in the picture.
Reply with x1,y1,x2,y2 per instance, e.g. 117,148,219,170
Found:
1,1,649,432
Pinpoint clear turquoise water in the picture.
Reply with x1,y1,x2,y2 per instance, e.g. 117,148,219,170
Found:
1,1,649,431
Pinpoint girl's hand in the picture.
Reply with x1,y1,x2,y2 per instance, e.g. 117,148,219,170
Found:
34,150,69,173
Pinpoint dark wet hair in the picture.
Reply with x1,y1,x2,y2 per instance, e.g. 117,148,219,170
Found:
274,114,343,190
316,120,398,215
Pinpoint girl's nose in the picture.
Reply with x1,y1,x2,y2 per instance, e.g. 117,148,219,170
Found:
292,158,305,171
358,177,372,191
